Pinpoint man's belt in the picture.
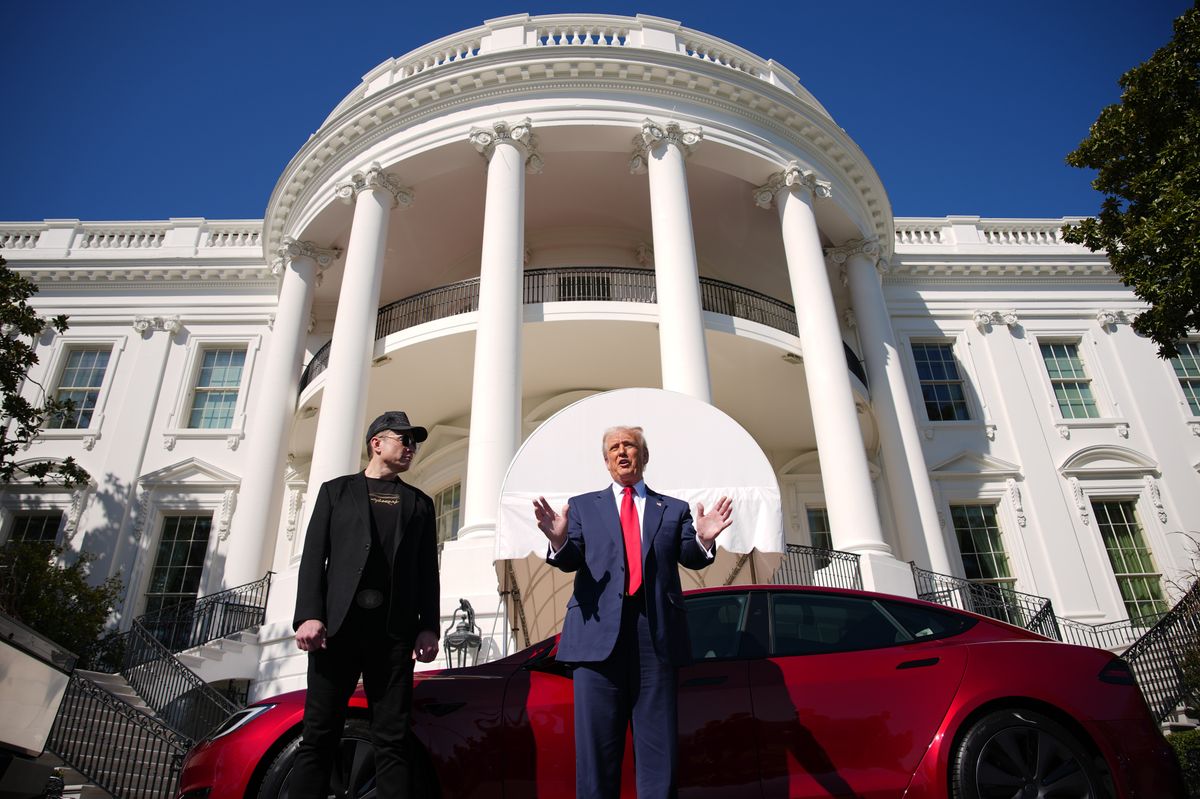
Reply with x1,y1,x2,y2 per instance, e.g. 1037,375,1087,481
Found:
355,589,384,609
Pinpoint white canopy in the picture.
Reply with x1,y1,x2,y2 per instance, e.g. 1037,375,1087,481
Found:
494,388,784,648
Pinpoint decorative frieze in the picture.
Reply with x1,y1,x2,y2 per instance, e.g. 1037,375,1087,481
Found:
215,489,236,541
1096,309,1137,331
972,310,1019,333
62,481,94,537
1145,475,1167,523
335,162,414,208
753,162,832,209
469,118,543,173
1070,477,1089,526
629,119,702,173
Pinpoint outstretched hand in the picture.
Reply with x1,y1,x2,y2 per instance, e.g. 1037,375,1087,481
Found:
532,496,568,550
695,496,733,547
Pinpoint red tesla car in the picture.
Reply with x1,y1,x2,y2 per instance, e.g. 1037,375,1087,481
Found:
177,586,1184,798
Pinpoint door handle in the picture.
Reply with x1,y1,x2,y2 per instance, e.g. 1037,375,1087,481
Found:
896,657,939,670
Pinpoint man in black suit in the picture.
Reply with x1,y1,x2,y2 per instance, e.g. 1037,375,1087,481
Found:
533,425,732,799
292,411,440,799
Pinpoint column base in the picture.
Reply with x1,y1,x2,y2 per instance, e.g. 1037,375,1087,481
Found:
856,551,918,598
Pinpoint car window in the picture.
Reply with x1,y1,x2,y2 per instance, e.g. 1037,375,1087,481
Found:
686,593,749,661
769,593,915,656
879,599,975,641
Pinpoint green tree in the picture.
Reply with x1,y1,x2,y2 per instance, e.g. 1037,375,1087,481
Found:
1064,3,1200,358
0,254,89,486
0,541,122,662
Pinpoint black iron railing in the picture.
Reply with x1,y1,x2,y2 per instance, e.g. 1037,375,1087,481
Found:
48,672,189,799
1055,612,1165,650
138,573,273,653
120,620,238,741
1111,581,1200,723
299,267,868,390
772,544,862,590
911,566,1061,640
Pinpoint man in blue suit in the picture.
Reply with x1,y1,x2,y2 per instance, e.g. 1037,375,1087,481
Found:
533,425,733,799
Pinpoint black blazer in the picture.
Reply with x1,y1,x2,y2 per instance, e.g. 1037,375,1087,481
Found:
293,471,440,640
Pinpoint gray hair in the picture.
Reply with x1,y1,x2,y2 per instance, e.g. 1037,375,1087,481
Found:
601,426,649,462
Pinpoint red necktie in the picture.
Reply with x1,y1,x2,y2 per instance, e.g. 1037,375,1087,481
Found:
621,486,642,595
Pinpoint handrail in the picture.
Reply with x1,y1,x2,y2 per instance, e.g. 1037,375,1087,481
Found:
1114,581,1200,723
772,544,862,591
121,620,238,742
48,672,189,799
300,267,868,390
138,572,273,653
1055,612,1166,650
911,565,1060,640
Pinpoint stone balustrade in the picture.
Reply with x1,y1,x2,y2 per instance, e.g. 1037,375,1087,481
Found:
894,216,1092,251
340,13,826,122
0,219,262,261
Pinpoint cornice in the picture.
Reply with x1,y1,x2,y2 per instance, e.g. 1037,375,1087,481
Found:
17,262,275,290
262,47,893,262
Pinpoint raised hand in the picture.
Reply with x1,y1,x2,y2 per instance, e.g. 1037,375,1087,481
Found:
695,496,733,547
532,496,569,549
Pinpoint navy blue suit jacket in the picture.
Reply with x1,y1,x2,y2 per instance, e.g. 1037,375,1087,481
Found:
549,485,712,666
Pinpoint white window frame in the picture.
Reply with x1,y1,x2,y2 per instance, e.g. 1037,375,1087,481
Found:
1059,447,1176,623
0,474,93,548
907,338,977,424
36,336,126,444
1029,333,1126,435
1166,338,1200,432
163,335,260,448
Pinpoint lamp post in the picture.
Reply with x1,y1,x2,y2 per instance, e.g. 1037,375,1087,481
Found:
443,598,483,668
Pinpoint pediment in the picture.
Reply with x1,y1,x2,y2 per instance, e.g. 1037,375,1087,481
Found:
1059,446,1158,479
139,457,240,488
930,450,1021,480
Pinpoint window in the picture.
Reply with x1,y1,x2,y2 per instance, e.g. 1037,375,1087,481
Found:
770,593,915,656
6,511,63,544
434,483,461,547
47,347,111,429
1039,342,1098,419
1171,340,1200,416
806,507,832,550
144,515,211,617
951,505,1013,587
187,348,246,429
686,592,749,661
911,343,971,421
1093,500,1167,623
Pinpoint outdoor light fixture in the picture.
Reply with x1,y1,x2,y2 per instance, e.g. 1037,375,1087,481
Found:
443,598,482,668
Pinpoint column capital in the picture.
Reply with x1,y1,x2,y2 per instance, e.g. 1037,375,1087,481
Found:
335,162,414,208
972,310,1020,332
272,238,342,276
629,119,702,173
469,118,543,173
753,162,832,209
132,315,182,336
824,238,889,274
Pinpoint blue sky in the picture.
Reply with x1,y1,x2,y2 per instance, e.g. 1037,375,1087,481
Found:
2,1,1190,221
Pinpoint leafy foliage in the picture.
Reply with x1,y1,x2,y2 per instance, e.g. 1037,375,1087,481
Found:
0,541,122,662
0,255,89,486
1063,4,1200,358
1169,727,1200,797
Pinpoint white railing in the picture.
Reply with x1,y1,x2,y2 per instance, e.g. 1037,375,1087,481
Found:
349,14,801,114
894,217,1089,249
0,220,264,260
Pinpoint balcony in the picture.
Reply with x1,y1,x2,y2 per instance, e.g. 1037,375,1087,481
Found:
299,266,867,391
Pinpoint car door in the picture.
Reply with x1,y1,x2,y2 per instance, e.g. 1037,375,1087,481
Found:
678,590,764,798
749,591,969,799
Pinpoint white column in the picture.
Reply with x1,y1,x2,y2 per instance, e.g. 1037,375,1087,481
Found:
307,164,412,495
223,240,338,588
459,119,540,538
835,241,954,575
631,120,712,403
755,165,914,597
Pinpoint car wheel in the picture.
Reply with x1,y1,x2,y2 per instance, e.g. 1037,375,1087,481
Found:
257,718,439,799
952,709,1107,799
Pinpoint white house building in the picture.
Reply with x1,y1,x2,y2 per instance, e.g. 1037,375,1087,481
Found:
2,13,1198,702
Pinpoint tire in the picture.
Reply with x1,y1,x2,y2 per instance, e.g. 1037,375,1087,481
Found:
257,718,439,799
951,709,1107,799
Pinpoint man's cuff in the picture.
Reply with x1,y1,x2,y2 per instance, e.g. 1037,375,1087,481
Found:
700,540,715,559
547,540,566,560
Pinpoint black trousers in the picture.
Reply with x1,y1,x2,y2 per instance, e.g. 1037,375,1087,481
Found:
290,608,416,799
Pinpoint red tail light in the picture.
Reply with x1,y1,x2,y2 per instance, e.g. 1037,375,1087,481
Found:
1098,658,1136,685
